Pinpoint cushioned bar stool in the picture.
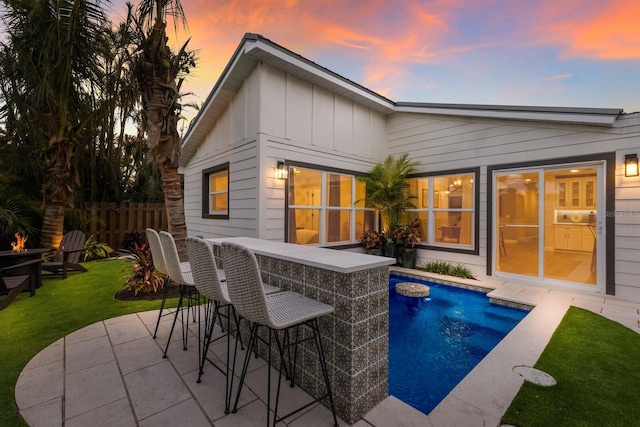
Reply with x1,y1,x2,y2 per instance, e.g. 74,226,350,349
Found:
159,231,201,357
146,228,193,339
221,241,338,427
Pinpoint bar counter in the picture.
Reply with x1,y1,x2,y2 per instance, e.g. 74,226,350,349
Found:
207,237,394,423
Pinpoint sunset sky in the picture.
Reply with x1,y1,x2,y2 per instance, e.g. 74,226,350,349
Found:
109,0,637,116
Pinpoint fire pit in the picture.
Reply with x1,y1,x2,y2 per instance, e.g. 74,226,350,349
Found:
0,238,49,288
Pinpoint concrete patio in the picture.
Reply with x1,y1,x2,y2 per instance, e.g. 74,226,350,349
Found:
15,271,640,426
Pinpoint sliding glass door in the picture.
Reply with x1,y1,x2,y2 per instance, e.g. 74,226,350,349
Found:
494,163,602,290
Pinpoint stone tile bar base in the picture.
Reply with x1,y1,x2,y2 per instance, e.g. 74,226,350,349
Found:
210,237,393,423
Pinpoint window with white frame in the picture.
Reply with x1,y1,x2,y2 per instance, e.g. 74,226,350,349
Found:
202,163,229,219
287,166,376,245
406,172,476,249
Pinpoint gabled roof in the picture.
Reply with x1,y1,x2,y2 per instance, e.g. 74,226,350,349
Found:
180,33,396,166
180,33,625,167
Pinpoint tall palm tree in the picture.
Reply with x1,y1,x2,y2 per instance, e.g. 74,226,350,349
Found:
0,0,110,248
127,0,196,258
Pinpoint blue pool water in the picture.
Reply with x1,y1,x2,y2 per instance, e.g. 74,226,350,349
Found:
388,274,529,415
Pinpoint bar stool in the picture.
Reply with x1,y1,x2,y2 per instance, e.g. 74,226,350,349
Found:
186,237,282,412
146,228,192,339
159,231,200,357
221,241,339,427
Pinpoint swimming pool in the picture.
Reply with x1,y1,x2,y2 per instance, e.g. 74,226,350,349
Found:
388,274,529,415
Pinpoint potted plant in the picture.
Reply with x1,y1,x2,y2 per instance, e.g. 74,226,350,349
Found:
393,218,422,268
361,230,385,255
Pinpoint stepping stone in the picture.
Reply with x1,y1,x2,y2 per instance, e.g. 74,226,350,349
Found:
512,365,556,386
396,282,430,298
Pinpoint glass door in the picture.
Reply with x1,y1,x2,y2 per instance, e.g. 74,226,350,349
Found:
494,163,603,290
495,171,540,277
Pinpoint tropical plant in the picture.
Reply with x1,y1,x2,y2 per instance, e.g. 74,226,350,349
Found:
418,260,475,279
126,0,197,259
392,218,422,249
123,229,144,251
122,242,164,295
0,0,112,249
83,235,114,261
357,154,419,233
361,230,386,249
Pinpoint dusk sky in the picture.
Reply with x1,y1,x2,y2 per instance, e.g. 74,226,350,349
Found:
109,0,638,116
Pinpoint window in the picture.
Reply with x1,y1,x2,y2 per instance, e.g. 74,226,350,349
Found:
202,163,229,219
407,171,477,250
287,166,375,246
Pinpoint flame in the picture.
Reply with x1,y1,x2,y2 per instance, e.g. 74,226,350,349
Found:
11,233,27,253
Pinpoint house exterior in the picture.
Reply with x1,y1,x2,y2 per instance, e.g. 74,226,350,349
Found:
180,33,640,303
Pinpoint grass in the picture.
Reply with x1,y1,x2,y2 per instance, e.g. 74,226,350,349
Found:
501,306,640,426
0,258,178,427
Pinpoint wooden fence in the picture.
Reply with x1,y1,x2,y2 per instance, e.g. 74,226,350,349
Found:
83,202,167,249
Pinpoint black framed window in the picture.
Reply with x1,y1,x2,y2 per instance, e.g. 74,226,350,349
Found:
406,168,479,253
202,163,229,219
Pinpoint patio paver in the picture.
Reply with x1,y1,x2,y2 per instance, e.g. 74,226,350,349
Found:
15,272,640,426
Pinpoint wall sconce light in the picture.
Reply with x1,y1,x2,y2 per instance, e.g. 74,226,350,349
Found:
275,160,288,180
625,154,639,177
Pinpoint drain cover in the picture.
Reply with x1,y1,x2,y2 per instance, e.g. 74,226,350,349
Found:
512,365,556,386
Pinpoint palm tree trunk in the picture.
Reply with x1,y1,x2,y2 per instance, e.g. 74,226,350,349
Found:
41,203,65,249
159,161,187,259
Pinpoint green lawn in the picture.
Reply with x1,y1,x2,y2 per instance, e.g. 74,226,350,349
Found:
502,306,640,426
0,258,178,427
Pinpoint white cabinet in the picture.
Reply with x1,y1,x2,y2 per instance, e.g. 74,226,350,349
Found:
581,226,596,252
556,177,596,209
554,225,596,252
554,226,582,251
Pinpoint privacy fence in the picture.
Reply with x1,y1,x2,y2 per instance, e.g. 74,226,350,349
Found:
83,202,167,249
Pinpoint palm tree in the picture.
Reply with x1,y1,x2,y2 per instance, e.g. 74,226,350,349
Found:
358,154,419,233
0,0,110,248
127,0,196,258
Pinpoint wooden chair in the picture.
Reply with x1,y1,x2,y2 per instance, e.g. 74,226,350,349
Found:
0,259,42,310
42,230,88,279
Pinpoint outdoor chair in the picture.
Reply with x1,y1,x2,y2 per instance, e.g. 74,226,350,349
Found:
185,237,280,408
221,241,338,427
41,230,87,279
146,228,193,339
159,231,201,357
0,259,42,310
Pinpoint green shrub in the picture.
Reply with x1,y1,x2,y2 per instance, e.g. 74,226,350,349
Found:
418,259,475,279
83,235,114,261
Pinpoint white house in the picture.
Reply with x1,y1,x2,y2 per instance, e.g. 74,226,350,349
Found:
180,33,640,303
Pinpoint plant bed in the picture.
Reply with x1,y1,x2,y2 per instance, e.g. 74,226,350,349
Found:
113,283,181,301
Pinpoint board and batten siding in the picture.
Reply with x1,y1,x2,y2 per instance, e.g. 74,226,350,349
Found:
258,63,389,242
182,66,262,240
184,62,389,242
387,111,640,301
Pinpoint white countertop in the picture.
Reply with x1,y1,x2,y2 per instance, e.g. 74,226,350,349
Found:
206,237,395,274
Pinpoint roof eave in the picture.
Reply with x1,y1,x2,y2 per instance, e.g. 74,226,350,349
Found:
395,102,623,127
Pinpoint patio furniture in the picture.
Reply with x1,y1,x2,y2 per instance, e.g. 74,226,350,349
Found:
146,228,194,339
185,237,237,413
221,241,338,427
41,230,87,279
0,258,42,310
159,231,200,357
0,248,49,289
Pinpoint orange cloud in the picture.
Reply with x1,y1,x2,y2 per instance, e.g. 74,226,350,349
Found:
537,0,640,60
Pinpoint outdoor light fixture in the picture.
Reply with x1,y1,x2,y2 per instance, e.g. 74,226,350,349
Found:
625,154,639,177
275,160,288,180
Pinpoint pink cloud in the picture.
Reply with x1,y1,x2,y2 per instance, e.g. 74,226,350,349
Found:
536,0,640,60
